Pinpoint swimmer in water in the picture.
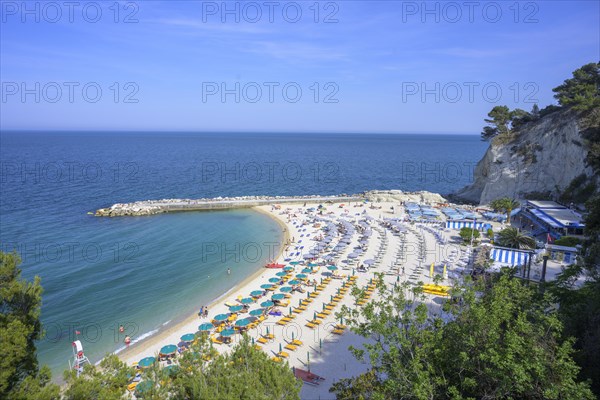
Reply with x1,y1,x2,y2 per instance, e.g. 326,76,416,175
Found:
227,267,231,275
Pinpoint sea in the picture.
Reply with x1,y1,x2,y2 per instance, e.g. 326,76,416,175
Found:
0,131,487,378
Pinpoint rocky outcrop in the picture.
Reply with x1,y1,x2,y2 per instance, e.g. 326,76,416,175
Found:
364,190,447,204
454,109,597,205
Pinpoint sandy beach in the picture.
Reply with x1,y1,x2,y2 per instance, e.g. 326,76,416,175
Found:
118,198,507,399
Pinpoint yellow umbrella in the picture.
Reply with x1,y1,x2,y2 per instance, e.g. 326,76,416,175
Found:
429,263,434,278
443,264,447,278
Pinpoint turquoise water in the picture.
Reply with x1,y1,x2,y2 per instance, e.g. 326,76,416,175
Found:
0,131,486,378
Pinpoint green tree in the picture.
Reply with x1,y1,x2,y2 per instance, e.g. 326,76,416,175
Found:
496,226,536,249
458,227,480,244
553,62,600,111
481,105,512,140
0,250,60,400
63,354,135,400
331,273,595,399
489,197,520,224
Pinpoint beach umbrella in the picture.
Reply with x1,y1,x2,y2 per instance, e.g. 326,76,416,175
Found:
327,265,338,271
160,344,177,356
284,266,294,271
269,277,280,283
261,300,274,308
220,328,235,337
198,323,213,332
348,253,358,258
301,268,312,273
322,271,332,277
288,279,300,285
307,262,318,267
279,286,293,293
235,318,251,328
250,290,264,297
430,263,434,278
276,271,287,277
296,273,307,279
180,333,195,343
249,308,264,316
162,365,180,378
260,284,273,289
138,356,156,369
135,380,154,395
290,261,301,265
229,305,243,312
363,259,375,265
213,314,229,322
240,297,254,304
272,293,285,301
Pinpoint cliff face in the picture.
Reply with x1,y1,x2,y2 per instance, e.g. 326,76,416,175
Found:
454,109,597,205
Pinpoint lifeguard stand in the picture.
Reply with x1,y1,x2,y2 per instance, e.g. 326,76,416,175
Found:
68,340,90,376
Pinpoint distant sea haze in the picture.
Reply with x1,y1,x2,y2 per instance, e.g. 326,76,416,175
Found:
0,131,486,377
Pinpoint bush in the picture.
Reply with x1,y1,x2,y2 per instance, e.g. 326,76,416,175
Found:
553,236,582,247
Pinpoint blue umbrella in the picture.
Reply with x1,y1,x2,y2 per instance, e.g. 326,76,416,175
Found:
296,274,307,279
276,271,287,277
260,284,273,289
249,308,264,316
269,277,281,283
235,318,251,327
261,300,274,308
180,333,195,342
301,268,312,273
138,357,156,369
322,271,333,277
279,286,293,293
327,265,338,271
160,344,177,355
307,262,318,267
213,314,229,321
240,297,254,304
290,261,301,265
272,293,285,300
284,266,295,271
198,323,213,332
288,279,300,285
250,290,264,297
220,328,236,337
229,305,243,312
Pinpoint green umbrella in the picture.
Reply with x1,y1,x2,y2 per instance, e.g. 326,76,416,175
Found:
198,323,213,332
160,344,177,355
261,300,274,308
180,333,195,342
229,305,243,312
138,356,156,369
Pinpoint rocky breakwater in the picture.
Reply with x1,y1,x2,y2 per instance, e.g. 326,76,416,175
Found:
94,194,362,217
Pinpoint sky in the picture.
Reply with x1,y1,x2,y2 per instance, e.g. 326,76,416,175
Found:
1,0,598,133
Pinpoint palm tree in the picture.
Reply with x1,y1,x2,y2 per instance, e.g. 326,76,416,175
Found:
496,227,536,249
489,197,520,224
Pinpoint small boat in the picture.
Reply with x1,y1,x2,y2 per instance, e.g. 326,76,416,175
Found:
265,263,285,269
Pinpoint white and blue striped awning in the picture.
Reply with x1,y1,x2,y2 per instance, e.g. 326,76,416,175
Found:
445,220,486,231
491,247,531,266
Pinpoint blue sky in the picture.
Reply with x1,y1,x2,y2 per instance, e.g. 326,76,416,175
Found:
1,1,598,133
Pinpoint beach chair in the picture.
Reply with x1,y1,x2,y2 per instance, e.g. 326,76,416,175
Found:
257,337,269,344
284,343,298,352
291,338,303,346
320,309,331,316
333,328,345,335
272,356,283,363
316,312,328,319
293,368,325,386
277,351,289,358
305,322,317,329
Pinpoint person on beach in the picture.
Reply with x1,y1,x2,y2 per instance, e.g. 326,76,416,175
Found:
198,306,204,318
204,307,208,317
119,325,124,333
124,335,131,346
227,267,231,275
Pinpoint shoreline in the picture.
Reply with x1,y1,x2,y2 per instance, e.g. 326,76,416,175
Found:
114,206,290,364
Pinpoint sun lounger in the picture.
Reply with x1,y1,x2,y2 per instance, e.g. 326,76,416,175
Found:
305,322,317,329
291,339,303,346
277,351,289,358
284,343,298,351
257,337,269,344
333,328,345,335
272,356,283,363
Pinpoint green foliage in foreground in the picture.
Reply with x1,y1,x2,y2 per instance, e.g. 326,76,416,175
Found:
0,250,60,400
331,273,595,400
63,335,301,400
458,227,479,244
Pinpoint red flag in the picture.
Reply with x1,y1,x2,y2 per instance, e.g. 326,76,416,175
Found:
75,330,81,335
547,233,552,243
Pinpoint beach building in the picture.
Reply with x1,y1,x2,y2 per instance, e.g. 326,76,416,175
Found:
521,200,585,238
